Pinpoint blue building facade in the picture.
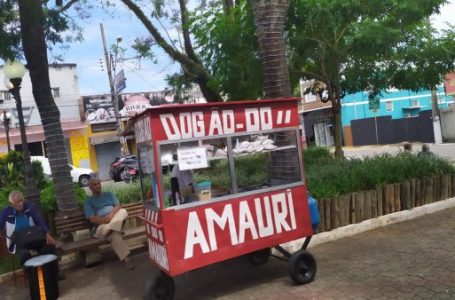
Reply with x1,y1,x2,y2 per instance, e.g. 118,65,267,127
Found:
341,86,454,127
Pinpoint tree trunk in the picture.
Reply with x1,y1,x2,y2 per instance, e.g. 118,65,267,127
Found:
251,0,292,98
332,99,344,159
18,0,80,215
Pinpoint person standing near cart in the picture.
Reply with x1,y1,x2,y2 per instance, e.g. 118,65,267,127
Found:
170,153,194,205
84,178,135,270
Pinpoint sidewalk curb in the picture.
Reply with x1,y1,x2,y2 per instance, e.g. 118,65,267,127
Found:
280,196,455,253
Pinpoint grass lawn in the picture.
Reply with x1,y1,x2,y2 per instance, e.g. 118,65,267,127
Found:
0,254,21,274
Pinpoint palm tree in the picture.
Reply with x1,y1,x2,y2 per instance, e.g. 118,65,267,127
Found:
250,0,292,98
17,0,79,215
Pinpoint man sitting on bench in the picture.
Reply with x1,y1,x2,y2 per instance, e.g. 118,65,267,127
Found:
0,191,65,280
84,178,134,270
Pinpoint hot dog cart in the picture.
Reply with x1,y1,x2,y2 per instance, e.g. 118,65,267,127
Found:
133,98,317,299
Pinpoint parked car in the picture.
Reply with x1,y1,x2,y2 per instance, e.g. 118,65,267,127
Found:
31,156,96,187
109,155,139,182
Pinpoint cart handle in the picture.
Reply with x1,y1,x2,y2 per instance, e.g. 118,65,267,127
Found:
139,215,164,229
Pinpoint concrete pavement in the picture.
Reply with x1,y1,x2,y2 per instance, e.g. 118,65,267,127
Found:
2,200,455,299
342,142,455,162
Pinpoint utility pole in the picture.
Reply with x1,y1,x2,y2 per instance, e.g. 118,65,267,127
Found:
431,86,443,144
100,23,124,154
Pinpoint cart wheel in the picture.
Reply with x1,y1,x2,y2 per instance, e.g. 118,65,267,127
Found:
248,248,271,265
288,250,317,285
143,272,175,300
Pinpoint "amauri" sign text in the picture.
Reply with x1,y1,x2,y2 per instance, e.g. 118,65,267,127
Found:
184,189,297,259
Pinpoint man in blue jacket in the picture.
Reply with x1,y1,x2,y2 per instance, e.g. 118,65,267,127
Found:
0,190,57,264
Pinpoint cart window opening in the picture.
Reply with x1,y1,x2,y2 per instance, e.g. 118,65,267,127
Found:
138,143,160,209
158,129,302,209
233,130,301,192
160,137,232,208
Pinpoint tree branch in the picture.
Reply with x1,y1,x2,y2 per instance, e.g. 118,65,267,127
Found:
178,0,199,62
57,0,79,13
223,0,234,15
120,0,199,70
120,0,221,101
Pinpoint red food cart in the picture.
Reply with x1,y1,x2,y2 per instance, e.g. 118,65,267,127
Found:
133,98,317,299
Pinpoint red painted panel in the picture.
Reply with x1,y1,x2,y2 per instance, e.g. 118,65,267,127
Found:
135,98,312,277
153,186,311,276
149,100,299,142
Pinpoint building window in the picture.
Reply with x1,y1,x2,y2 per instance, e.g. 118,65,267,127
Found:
411,99,419,107
386,101,393,111
1,90,12,101
52,88,60,98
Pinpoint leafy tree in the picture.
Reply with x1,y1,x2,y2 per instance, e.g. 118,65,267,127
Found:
287,0,454,159
0,151,48,209
191,0,263,100
117,0,222,101
164,72,194,104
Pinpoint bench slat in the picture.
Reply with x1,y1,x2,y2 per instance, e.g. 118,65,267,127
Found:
55,203,145,254
55,218,86,225
59,226,146,254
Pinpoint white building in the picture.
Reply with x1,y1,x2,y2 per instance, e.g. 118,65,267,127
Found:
0,64,89,167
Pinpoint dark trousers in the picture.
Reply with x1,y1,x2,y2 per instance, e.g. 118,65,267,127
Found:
16,240,57,265
170,177,181,206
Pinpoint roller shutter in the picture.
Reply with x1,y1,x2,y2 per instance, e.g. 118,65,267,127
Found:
95,142,122,180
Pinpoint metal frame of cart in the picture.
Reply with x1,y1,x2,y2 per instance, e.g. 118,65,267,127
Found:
133,98,317,299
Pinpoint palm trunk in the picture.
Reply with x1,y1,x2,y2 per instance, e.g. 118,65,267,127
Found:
18,0,80,215
251,0,292,98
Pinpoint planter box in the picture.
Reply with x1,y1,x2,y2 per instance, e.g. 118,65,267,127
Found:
317,174,455,233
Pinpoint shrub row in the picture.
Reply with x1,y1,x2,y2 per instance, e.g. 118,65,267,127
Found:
304,147,455,199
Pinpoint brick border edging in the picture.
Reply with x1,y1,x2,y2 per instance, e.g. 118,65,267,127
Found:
280,196,455,254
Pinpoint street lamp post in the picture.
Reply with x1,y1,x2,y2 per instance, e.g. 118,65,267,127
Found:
2,110,12,152
4,59,41,209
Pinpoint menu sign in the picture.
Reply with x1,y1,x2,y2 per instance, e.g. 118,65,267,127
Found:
177,147,208,171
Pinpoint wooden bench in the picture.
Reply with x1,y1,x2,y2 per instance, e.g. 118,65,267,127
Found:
54,202,146,256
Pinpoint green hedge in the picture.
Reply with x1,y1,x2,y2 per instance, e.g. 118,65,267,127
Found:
0,151,47,209
40,181,87,212
304,147,455,199
123,146,455,203
103,182,143,204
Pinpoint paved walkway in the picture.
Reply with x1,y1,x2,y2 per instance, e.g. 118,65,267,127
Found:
2,206,455,299
343,142,455,163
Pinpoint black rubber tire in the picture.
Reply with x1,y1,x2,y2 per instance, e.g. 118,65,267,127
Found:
79,175,90,187
110,170,120,182
143,272,175,300
248,248,271,265
288,250,317,285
